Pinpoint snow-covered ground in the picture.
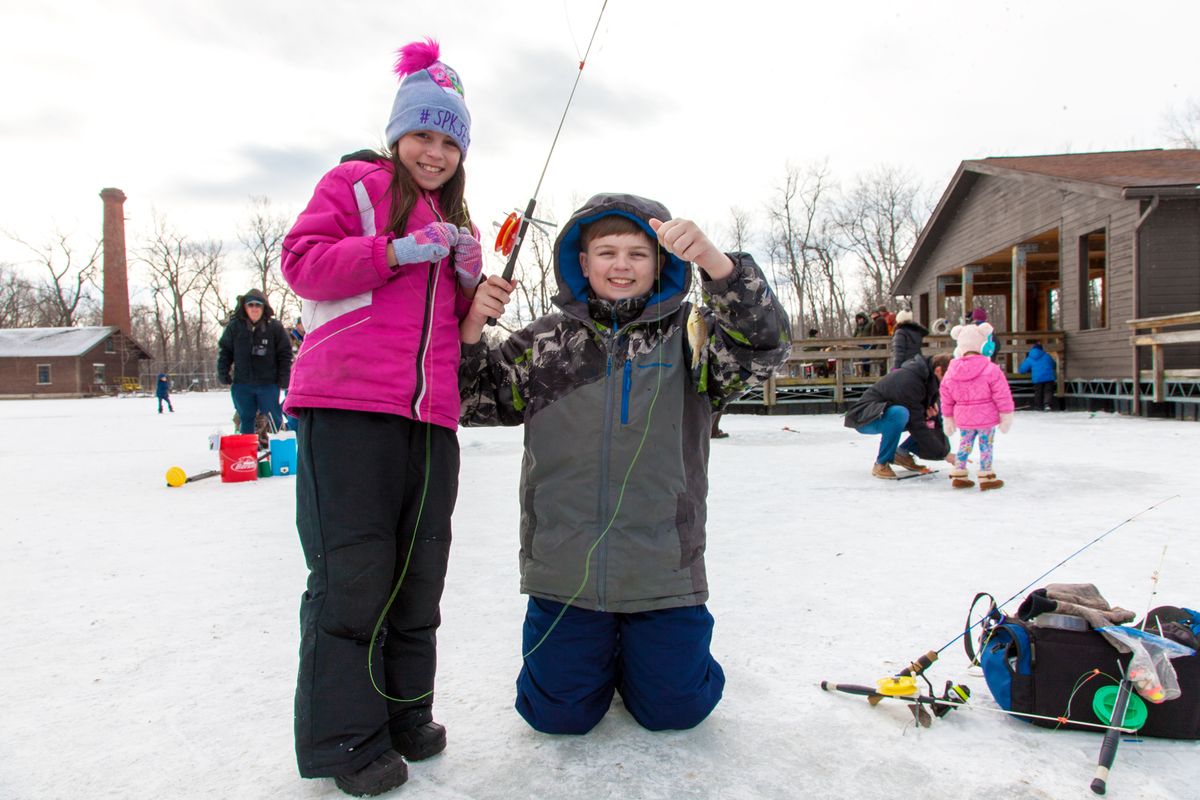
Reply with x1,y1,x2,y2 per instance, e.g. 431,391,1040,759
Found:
2,392,1198,800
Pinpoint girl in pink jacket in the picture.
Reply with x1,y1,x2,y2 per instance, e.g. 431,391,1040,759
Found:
940,322,1015,491
282,39,481,797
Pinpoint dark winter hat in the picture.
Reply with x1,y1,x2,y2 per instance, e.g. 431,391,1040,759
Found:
386,38,471,157
970,307,988,323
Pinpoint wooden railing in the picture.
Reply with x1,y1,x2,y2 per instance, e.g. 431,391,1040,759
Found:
1128,310,1200,413
766,331,1065,405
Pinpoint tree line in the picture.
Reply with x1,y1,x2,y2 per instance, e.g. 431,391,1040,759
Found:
5,98,1198,386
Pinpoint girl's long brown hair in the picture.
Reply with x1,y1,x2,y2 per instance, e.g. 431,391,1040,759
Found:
381,144,472,235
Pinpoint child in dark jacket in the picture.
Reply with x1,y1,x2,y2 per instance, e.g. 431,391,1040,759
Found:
459,193,790,736
1018,343,1057,411
155,373,174,413
940,322,1015,490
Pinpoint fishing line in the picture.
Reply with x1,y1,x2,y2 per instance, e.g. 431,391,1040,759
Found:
933,494,1180,660
366,192,460,703
523,263,668,660
494,0,610,287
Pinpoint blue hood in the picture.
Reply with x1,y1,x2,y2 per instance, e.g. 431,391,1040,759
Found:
552,193,691,322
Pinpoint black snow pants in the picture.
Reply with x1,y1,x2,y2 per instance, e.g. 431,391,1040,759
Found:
293,408,459,778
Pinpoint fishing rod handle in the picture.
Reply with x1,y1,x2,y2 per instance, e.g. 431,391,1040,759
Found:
1090,679,1132,795
899,651,938,677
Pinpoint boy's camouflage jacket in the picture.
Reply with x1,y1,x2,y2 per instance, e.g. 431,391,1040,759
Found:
459,193,790,613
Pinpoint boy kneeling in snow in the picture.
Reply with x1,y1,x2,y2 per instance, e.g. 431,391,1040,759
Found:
458,193,790,733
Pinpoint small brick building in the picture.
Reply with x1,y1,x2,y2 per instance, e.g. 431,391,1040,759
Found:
0,326,150,398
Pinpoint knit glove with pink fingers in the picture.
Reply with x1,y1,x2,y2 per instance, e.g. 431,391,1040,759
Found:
452,227,484,289
391,222,459,266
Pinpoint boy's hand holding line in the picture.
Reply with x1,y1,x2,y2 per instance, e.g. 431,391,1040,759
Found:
461,275,516,344
649,218,733,280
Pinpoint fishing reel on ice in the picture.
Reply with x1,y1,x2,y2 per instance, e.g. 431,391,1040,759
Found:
822,649,972,729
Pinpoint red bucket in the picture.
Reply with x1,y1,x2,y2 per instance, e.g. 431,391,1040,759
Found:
219,434,260,483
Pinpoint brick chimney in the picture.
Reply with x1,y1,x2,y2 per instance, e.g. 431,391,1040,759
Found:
100,187,132,335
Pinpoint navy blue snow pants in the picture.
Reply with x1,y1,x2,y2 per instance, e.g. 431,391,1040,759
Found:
516,597,725,734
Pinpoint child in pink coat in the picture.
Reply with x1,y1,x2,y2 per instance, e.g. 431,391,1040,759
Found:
282,39,482,797
940,322,1015,490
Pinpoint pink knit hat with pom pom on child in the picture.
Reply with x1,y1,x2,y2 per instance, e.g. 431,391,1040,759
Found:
385,38,471,157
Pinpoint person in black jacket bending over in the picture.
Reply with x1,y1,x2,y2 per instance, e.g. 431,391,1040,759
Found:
890,309,928,371
217,288,293,434
843,352,952,479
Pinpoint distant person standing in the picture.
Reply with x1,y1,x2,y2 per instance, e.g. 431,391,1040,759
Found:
1018,342,1057,411
889,309,927,371
217,288,292,434
155,373,174,413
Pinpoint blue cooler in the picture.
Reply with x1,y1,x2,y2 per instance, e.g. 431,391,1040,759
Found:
270,435,297,477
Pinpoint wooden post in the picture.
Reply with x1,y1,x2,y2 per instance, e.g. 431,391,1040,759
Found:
961,265,983,320
765,373,777,407
1011,245,1034,335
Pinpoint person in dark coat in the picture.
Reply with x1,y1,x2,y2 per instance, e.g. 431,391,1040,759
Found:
843,352,953,479
155,372,174,413
1018,343,1057,410
890,309,927,371
217,288,292,434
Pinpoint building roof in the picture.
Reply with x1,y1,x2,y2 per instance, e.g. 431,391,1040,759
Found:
967,149,1200,192
893,149,1200,294
0,326,122,357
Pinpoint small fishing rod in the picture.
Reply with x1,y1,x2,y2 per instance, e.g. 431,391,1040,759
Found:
488,0,609,325
819,497,1179,743
820,681,1138,734
892,495,1180,687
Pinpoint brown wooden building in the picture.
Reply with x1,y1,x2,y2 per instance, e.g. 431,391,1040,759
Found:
892,149,1200,416
0,326,150,398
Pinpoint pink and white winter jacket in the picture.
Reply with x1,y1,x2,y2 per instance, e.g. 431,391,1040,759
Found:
939,354,1015,430
281,158,472,430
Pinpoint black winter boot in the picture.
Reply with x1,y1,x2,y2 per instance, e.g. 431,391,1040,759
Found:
334,749,408,797
392,721,446,761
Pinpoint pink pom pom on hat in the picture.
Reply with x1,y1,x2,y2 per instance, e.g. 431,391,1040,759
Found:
385,38,471,156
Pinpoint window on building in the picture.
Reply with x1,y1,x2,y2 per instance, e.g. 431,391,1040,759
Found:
37,364,51,384
1080,229,1107,329
105,337,116,353
1047,287,1061,331
93,363,106,384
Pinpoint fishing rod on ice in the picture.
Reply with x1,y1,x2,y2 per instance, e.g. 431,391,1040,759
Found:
487,0,610,325
821,495,1179,706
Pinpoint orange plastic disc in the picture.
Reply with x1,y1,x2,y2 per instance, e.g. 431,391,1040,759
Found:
495,211,522,256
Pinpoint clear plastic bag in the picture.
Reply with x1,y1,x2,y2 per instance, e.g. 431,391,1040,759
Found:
1099,626,1197,703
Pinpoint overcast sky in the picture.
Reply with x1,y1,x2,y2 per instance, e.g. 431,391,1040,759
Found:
2,0,1198,287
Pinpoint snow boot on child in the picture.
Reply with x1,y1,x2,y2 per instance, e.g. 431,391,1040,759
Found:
977,471,1004,491
949,468,974,489
392,721,446,761
334,749,408,797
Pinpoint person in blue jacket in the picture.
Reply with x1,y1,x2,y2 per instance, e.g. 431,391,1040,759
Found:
1018,342,1057,411
155,373,174,413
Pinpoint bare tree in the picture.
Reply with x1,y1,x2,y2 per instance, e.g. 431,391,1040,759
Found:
0,264,40,327
833,165,926,314
4,230,100,326
137,213,225,369
764,162,848,337
239,196,298,322
1163,98,1200,148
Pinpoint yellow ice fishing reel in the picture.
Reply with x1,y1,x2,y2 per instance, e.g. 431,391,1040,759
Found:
876,649,940,697
876,675,920,697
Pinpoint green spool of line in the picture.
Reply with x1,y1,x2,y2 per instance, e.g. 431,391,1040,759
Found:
1092,684,1149,730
